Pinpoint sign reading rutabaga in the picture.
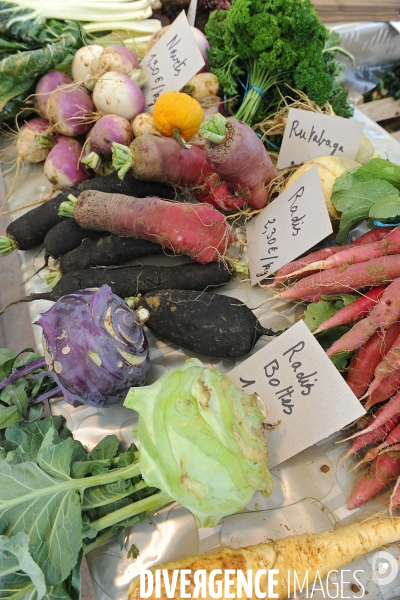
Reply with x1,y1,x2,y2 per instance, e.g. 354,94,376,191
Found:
246,165,332,284
228,320,365,468
140,11,205,111
277,108,365,169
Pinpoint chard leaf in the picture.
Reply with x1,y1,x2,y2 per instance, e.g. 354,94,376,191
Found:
0,432,82,585
335,180,399,245
89,436,119,461
0,533,45,599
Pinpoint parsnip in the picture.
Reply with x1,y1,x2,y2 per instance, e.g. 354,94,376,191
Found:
128,517,400,600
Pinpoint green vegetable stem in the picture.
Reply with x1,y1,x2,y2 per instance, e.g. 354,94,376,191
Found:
205,0,353,127
0,416,172,597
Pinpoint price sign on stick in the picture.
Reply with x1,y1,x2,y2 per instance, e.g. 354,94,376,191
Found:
228,320,365,468
277,108,365,169
246,165,333,284
140,11,205,111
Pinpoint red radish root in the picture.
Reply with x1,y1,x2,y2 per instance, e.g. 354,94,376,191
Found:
347,448,400,509
365,369,400,410
342,411,400,464
63,190,234,264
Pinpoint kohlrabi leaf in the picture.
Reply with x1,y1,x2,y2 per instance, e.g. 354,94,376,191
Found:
4,416,71,462
0,532,46,599
0,430,82,585
89,435,119,461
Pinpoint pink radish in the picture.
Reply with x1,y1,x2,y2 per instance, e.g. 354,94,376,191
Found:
347,448,400,509
357,423,400,468
367,331,400,397
274,256,400,303
288,227,400,277
60,190,234,264
201,114,277,209
343,390,400,443
44,137,92,190
390,473,400,510
342,411,400,464
326,277,400,356
365,369,400,410
314,287,386,335
345,322,400,398
265,227,396,288
45,86,95,137
35,71,73,118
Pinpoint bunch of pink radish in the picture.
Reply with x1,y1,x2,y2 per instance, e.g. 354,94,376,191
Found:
269,226,400,510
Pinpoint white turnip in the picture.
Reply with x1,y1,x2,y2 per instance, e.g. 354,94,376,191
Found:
92,71,144,120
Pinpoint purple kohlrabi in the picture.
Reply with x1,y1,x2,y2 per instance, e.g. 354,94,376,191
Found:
36,284,150,407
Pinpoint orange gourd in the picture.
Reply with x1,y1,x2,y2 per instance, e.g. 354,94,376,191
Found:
153,91,203,147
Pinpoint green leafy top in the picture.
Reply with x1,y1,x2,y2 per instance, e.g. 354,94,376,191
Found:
331,158,400,244
205,0,352,123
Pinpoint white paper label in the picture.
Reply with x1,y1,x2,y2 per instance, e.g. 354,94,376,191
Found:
390,21,400,34
140,11,205,112
228,320,365,468
277,108,365,169
246,165,333,283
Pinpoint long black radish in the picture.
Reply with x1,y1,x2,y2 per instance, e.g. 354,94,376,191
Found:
0,262,233,315
58,233,162,274
138,289,276,357
0,173,175,256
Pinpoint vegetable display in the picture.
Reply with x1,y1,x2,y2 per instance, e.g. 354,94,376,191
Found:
124,357,274,527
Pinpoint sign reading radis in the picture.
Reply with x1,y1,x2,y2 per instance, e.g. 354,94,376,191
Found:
228,320,365,468
246,165,333,284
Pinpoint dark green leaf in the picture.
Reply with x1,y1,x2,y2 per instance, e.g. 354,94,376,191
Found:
4,417,70,463
0,532,45,598
24,404,44,424
315,325,354,370
89,435,119,461
0,405,19,430
0,349,17,380
6,381,29,417
70,461,109,479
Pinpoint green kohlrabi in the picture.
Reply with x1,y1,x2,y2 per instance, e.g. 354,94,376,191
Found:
124,358,274,528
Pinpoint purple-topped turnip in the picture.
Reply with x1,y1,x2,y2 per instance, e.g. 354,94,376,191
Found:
81,114,132,171
35,71,73,118
44,137,92,190
37,284,150,407
45,86,95,137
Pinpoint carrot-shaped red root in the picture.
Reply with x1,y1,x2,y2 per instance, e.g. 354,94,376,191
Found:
355,424,400,469
342,410,400,464
345,321,400,398
347,448,400,509
193,173,245,210
66,191,234,264
289,227,400,277
272,256,400,302
390,474,400,512
314,287,386,335
343,390,400,443
367,331,400,398
326,277,400,356
263,227,395,288
365,369,400,410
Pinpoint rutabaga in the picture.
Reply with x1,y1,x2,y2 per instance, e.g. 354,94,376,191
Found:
124,358,274,527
